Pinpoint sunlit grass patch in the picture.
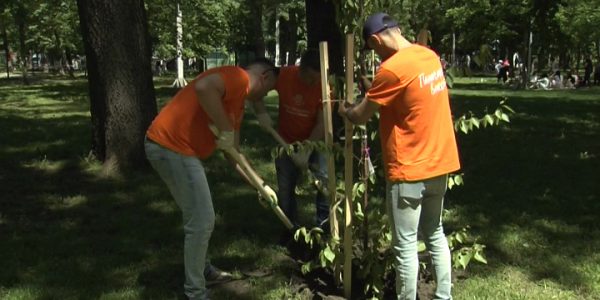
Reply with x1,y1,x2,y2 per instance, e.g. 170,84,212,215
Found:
22,157,68,173
454,265,582,300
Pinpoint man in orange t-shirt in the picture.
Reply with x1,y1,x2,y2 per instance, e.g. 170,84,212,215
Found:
339,13,459,300
145,58,278,300
254,49,329,241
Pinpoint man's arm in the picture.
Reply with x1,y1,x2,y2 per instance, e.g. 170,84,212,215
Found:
195,73,233,132
339,99,380,125
251,98,269,115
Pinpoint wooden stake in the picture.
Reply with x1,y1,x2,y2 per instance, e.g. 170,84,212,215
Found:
319,42,339,241
343,33,355,299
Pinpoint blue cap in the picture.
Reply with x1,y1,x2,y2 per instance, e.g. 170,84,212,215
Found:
362,12,398,49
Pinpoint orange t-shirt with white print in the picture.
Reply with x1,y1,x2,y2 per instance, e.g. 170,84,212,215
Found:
146,66,249,159
275,66,323,143
367,44,460,181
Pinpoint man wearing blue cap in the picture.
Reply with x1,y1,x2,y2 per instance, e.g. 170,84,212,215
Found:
339,12,459,300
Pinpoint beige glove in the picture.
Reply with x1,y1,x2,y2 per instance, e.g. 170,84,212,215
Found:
259,184,278,207
291,149,311,170
256,112,273,131
216,130,235,152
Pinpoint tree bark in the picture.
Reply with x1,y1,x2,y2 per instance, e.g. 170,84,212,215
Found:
287,11,299,65
77,0,157,174
305,0,343,76
305,0,344,140
54,31,66,75
250,0,266,57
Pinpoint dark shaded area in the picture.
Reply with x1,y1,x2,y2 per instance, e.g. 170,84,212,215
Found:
446,87,600,294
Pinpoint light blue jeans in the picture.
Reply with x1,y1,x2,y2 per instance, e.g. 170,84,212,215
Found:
387,175,452,300
145,139,214,300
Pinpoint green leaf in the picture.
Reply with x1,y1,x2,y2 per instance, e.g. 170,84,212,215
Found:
356,202,364,218
370,131,377,140
323,246,336,263
448,176,455,190
447,235,455,248
470,117,480,128
455,250,472,269
417,240,426,252
454,174,464,185
473,250,488,264
301,261,313,274
460,121,468,134
484,114,494,126
455,232,463,244
501,112,510,122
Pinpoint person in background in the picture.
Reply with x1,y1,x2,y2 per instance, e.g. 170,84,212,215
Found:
500,58,510,83
145,58,279,300
495,59,503,83
583,58,593,87
254,49,329,244
339,12,460,300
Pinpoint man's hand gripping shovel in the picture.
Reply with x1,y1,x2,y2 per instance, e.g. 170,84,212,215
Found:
210,125,294,230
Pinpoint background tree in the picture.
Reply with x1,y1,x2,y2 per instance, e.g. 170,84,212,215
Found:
76,0,157,174
33,0,81,76
11,0,35,84
556,0,600,65
0,2,12,78
271,1,305,65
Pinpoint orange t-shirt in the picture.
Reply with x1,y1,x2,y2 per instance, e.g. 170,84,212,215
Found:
275,66,323,143
146,66,249,159
367,44,460,181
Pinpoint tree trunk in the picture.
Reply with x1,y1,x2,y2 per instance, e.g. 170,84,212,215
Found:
54,31,66,75
305,0,344,140
65,49,75,78
15,3,29,85
77,0,157,174
1,24,9,78
279,10,299,66
250,0,266,57
287,10,299,65
305,0,343,76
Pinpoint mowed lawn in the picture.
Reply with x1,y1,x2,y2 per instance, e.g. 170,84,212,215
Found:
0,75,598,300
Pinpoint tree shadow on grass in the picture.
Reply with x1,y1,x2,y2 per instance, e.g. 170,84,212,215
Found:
446,94,599,294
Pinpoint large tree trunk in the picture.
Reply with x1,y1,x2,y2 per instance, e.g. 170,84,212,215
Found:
305,0,343,76
77,0,157,174
250,0,266,57
305,0,344,140
287,11,299,65
280,8,300,66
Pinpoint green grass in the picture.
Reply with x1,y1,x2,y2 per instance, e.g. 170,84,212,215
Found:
0,75,599,299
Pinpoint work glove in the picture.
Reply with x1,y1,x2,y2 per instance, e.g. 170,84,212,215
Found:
256,112,273,131
216,130,235,152
290,149,311,170
258,184,278,208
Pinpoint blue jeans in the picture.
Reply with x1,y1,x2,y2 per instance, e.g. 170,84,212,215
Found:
387,175,452,300
145,139,213,300
275,150,329,229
